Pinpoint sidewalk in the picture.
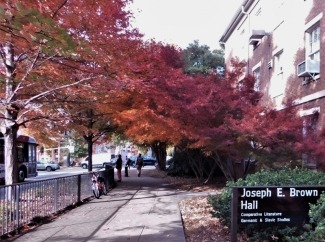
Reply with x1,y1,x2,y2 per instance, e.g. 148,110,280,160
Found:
7,168,213,242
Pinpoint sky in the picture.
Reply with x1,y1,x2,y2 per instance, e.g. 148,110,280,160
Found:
128,0,241,50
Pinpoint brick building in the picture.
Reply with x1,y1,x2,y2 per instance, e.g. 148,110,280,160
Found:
220,0,325,168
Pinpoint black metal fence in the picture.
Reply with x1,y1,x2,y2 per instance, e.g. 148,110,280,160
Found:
0,167,115,237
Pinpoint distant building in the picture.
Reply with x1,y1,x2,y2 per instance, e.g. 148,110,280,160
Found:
220,0,325,169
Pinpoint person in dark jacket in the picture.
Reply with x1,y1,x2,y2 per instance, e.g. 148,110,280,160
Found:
136,154,144,177
116,154,122,182
126,156,132,169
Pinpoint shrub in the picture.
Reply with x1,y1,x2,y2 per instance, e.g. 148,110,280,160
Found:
166,150,224,180
207,166,325,241
286,193,325,241
166,151,195,177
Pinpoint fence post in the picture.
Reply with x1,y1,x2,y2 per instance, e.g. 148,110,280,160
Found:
15,185,20,231
77,175,81,203
54,179,58,212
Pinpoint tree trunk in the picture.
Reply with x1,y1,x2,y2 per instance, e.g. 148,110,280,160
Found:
150,141,167,170
187,155,201,181
204,161,218,185
211,150,236,182
84,135,93,172
185,149,206,183
4,125,18,185
84,109,95,172
3,42,19,185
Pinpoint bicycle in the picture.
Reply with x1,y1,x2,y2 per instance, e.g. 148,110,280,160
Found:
91,171,108,199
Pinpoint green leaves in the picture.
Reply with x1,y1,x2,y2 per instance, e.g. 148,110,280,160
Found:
0,6,5,18
181,40,224,76
286,192,325,241
1,3,77,56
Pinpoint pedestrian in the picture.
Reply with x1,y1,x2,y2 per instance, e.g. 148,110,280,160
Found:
136,153,144,177
126,156,132,169
116,154,122,182
124,156,129,177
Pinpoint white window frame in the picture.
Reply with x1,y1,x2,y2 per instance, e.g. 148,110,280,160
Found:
300,107,320,136
274,50,283,77
300,107,319,167
252,62,261,92
271,49,284,109
253,67,260,92
303,13,322,81
305,13,322,60
273,94,283,108
307,25,320,61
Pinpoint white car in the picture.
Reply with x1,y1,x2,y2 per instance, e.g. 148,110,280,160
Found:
37,161,60,172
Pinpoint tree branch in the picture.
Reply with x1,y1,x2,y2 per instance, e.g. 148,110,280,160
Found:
52,0,68,19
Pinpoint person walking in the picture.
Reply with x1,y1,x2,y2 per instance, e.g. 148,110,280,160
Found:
124,156,129,177
136,154,144,177
116,154,122,182
126,156,131,169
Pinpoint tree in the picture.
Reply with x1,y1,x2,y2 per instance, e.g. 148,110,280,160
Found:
176,58,324,181
108,37,322,183
181,40,224,76
121,55,311,182
109,42,186,170
0,0,140,184
60,100,118,172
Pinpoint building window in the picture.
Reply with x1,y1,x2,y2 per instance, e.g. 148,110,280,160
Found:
299,13,323,80
302,113,318,137
300,108,319,168
253,67,260,92
308,25,320,62
270,49,285,109
273,94,283,108
275,50,284,92
302,115,318,168
275,51,283,80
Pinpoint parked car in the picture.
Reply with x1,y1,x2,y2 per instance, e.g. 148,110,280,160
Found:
132,155,157,167
166,156,173,166
143,156,157,166
37,161,60,171
80,153,112,169
127,156,138,167
104,157,118,167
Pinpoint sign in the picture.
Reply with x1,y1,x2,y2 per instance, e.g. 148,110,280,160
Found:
231,186,325,242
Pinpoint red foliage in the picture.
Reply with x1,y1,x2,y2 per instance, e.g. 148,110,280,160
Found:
113,54,325,180
0,0,142,182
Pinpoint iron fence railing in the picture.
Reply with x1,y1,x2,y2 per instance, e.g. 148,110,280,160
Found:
0,167,114,237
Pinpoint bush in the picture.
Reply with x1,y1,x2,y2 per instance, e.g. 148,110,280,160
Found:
207,166,325,241
166,150,224,179
287,193,325,241
166,151,195,177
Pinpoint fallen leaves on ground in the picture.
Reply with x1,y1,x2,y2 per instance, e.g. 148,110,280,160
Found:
143,169,226,192
143,169,249,242
180,196,231,242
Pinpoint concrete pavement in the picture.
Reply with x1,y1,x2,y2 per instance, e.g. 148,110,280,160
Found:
6,168,218,242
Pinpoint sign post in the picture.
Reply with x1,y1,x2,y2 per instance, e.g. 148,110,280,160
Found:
231,187,238,242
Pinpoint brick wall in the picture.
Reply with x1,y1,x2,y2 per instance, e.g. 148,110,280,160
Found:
222,0,325,130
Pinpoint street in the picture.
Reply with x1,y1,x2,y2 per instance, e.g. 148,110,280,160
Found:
25,165,157,182
25,166,88,182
